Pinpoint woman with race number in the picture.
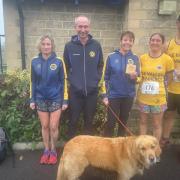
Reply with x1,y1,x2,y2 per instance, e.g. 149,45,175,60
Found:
137,33,174,141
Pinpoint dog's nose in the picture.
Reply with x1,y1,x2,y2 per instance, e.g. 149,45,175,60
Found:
149,156,155,163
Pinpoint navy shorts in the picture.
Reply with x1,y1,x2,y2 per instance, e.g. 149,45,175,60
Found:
36,100,61,112
167,92,180,114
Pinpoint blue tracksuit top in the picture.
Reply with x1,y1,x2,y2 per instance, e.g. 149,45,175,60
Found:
101,49,140,98
63,34,103,96
30,52,68,104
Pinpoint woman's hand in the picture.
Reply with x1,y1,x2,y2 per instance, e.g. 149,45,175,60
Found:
129,72,137,80
62,104,68,111
30,103,36,110
102,97,109,106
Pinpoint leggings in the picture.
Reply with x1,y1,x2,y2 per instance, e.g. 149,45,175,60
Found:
104,97,134,137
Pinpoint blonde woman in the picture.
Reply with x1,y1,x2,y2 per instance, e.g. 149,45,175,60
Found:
30,35,68,165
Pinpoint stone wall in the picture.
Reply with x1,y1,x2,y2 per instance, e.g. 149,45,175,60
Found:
15,1,125,68
127,0,180,55
4,0,180,68
2,0,180,139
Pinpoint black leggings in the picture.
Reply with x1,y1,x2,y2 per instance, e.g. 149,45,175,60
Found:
104,97,134,137
167,92,180,114
67,89,98,139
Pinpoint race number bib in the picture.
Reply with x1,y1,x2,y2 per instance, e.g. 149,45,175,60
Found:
141,81,160,95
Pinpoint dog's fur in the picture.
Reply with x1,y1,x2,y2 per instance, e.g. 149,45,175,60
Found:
57,135,161,180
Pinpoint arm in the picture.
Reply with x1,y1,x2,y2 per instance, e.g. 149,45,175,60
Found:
166,56,175,85
165,56,174,86
135,56,141,83
136,56,142,83
100,56,111,106
166,71,173,85
60,58,68,110
29,61,36,109
63,44,71,74
98,44,104,77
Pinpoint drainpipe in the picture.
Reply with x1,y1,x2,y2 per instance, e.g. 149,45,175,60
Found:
0,35,3,74
16,0,26,69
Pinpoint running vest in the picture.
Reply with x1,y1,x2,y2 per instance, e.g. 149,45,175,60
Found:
137,53,174,105
167,38,180,94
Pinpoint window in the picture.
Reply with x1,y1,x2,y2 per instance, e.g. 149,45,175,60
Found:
0,0,5,74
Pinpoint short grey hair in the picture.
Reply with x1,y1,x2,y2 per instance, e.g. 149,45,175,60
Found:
74,15,91,26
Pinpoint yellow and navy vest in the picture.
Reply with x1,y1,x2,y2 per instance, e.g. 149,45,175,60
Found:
137,53,174,105
166,38,180,94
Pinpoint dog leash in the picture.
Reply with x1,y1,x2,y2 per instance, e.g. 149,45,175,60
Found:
106,104,134,136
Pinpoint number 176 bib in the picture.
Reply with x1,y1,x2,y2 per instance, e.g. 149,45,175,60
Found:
141,81,160,95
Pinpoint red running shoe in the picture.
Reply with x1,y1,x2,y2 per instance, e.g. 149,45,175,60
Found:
40,149,50,164
48,150,57,165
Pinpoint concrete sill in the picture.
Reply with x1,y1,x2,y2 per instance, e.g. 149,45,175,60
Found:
13,140,65,151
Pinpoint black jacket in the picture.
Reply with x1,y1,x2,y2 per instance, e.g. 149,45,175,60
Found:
63,34,103,96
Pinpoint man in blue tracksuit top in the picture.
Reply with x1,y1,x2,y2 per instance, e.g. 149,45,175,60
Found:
101,31,140,136
64,15,103,139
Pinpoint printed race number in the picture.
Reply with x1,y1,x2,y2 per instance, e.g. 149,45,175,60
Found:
141,81,159,95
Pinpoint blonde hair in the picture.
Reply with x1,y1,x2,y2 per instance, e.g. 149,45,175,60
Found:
37,35,55,52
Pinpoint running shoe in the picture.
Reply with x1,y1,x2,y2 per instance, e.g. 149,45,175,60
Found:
40,149,50,164
48,150,57,165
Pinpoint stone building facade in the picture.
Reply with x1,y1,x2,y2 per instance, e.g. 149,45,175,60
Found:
3,0,125,69
3,0,180,70
2,0,180,139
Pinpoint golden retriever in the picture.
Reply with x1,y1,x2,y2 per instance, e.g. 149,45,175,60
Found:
57,135,161,180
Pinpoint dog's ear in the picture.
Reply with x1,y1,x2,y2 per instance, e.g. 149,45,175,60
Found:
134,136,146,161
149,136,162,157
135,136,145,150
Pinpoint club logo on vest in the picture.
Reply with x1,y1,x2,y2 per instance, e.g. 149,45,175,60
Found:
156,65,162,70
50,64,57,70
89,51,96,58
128,59,134,64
